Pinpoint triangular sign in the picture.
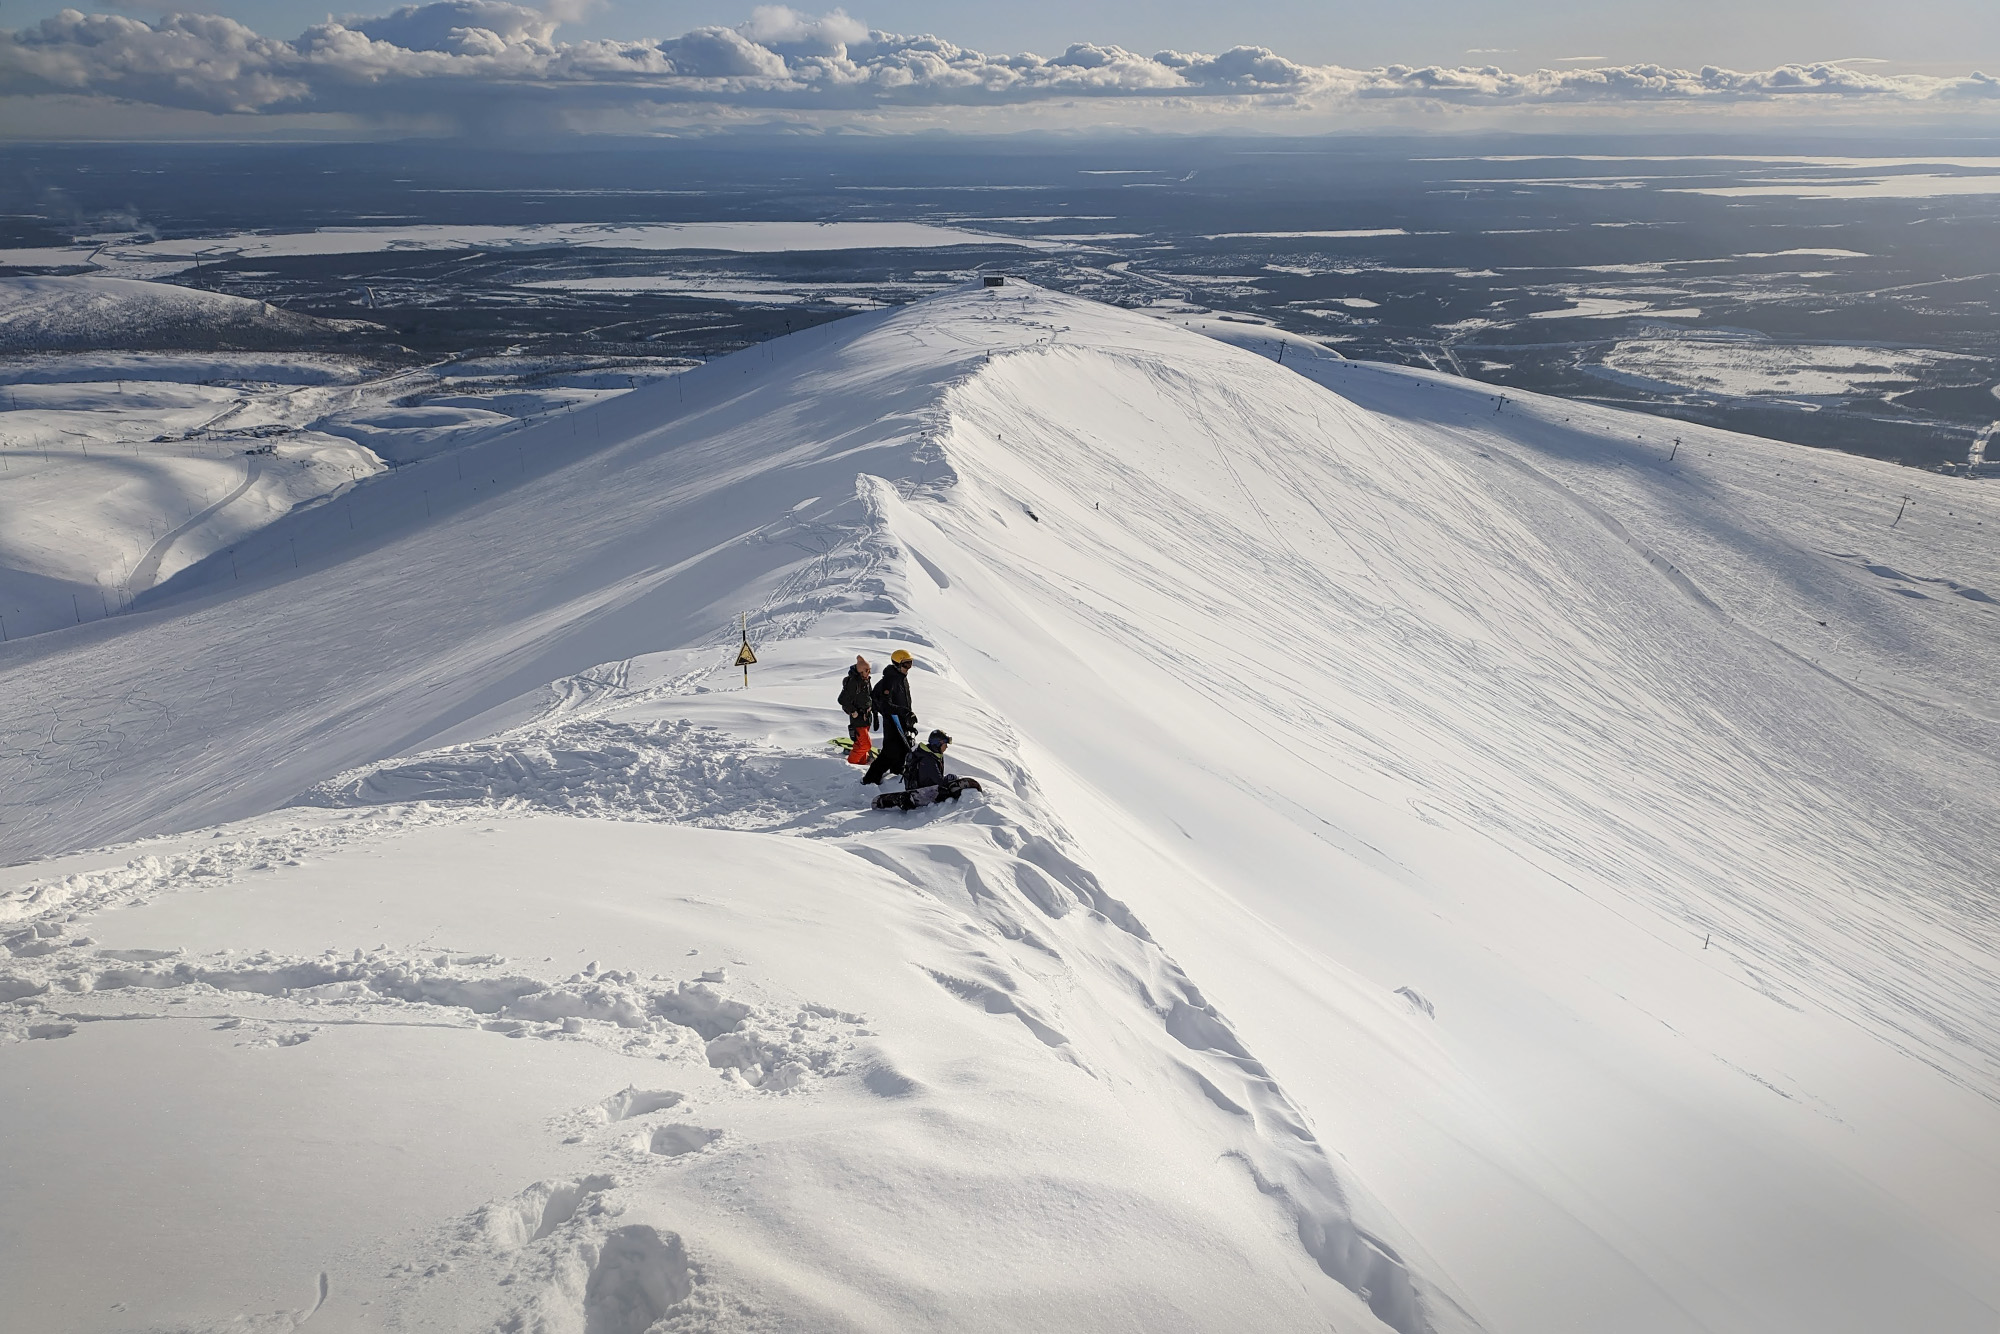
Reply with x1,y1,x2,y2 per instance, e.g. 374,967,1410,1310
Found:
735,642,757,666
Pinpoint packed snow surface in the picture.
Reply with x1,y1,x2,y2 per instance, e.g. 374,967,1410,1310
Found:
2,283,1997,1334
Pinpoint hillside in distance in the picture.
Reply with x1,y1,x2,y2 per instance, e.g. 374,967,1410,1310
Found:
1,283,1996,1334
0,275,383,352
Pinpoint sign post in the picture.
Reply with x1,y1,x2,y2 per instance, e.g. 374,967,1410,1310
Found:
734,611,757,688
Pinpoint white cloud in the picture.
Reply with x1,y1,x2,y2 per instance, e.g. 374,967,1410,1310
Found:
1,4,1996,126
350,2,556,53
738,5,868,56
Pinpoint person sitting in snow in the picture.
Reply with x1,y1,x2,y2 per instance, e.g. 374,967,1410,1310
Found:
861,649,918,786
873,730,981,811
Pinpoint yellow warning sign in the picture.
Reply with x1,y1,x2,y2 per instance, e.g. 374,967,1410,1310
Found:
735,611,756,688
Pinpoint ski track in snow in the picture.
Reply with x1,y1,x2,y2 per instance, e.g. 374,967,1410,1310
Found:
925,340,2000,1103
125,457,263,595
3,913,858,1092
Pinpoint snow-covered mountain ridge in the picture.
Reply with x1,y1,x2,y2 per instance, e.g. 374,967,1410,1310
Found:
2,283,1996,1333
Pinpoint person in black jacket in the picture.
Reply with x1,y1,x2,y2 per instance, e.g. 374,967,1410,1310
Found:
861,649,917,785
837,656,873,753
873,730,981,811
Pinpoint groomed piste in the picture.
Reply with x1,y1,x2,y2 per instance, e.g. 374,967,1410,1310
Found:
2,282,1997,1334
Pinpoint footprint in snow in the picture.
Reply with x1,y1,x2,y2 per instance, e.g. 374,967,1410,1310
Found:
643,1124,722,1157
599,1086,685,1121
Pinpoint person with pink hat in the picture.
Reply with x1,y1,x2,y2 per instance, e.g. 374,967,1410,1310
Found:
837,654,874,763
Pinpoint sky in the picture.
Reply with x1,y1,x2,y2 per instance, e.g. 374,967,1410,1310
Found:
2,0,1998,138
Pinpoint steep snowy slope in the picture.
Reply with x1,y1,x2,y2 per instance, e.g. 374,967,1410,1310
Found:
2,284,1996,1334
901,311,2000,1331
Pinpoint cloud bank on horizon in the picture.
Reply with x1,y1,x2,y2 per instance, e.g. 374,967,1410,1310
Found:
2,1,1997,130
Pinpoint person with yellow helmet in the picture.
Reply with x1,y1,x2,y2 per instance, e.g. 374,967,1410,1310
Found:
861,649,918,787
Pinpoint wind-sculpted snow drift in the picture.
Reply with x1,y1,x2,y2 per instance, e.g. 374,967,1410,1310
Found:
1,283,1997,1333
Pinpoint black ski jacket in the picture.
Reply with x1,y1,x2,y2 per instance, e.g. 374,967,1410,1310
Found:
904,743,946,790
837,667,872,720
872,664,915,734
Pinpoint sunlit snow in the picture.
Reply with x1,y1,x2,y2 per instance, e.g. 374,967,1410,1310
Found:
2,283,1996,1333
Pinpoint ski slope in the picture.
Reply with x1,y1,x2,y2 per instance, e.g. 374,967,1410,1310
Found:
2,282,1996,1334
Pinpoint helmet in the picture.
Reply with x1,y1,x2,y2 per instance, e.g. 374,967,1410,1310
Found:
890,649,914,665
927,730,953,749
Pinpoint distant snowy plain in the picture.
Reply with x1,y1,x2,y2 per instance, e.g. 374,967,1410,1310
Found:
2,283,1996,1334
0,222,1061,283
0,277,695,641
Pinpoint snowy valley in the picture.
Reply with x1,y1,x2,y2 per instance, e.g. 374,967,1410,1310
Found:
0,276,696,642
2,281,1997,1334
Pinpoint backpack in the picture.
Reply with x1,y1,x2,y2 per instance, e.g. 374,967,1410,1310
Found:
903,744,943,789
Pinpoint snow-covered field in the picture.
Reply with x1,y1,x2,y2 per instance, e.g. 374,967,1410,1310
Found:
516,277,944,308
1596,335,1981,399
2,283,1996,1333
0,279,694,640
1,222,1064,280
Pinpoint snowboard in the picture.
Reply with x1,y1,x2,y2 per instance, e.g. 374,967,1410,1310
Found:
872,778,983,811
